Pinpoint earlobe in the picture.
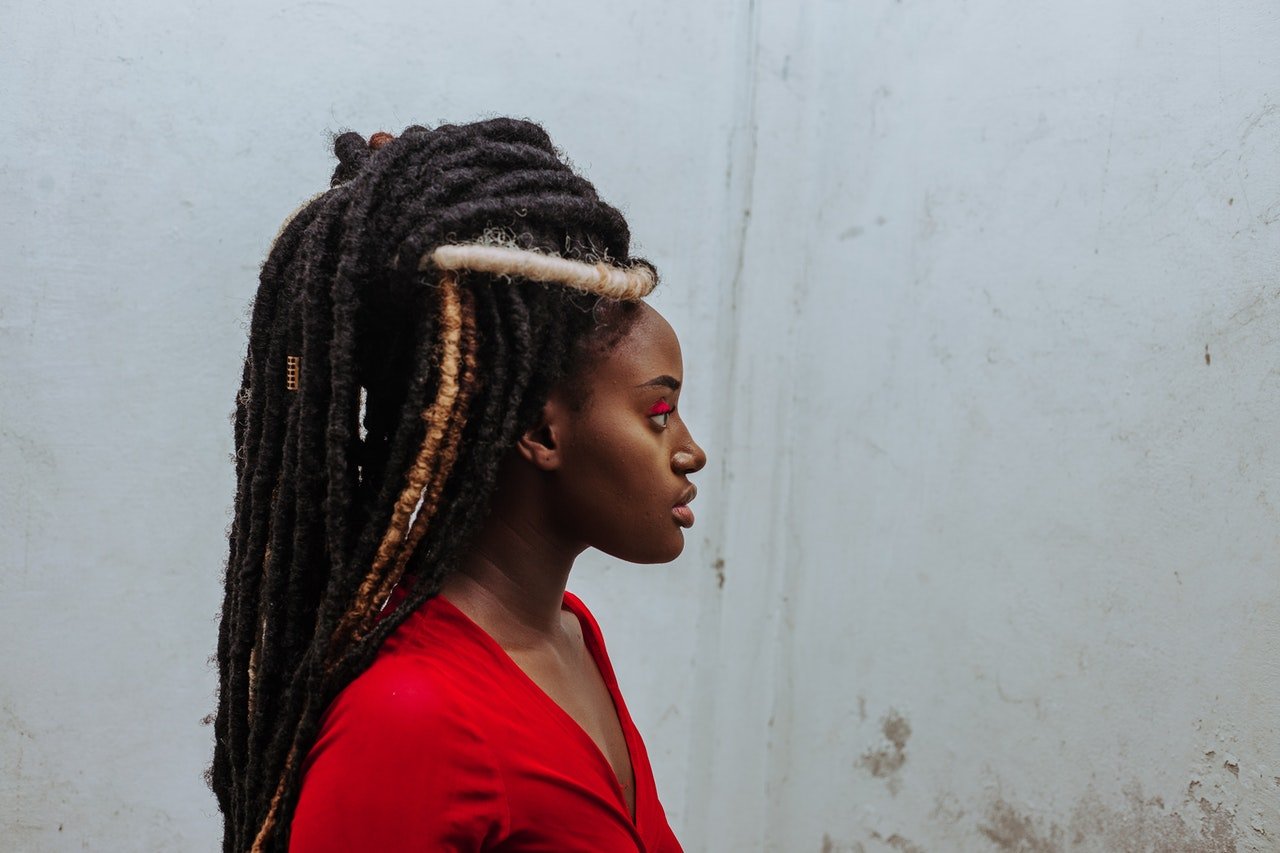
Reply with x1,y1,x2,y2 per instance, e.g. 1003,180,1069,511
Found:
514,401,563,471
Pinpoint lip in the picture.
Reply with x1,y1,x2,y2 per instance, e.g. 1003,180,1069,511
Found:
672,484,697,528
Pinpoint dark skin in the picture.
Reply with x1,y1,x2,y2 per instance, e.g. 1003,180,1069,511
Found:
439,302,707,820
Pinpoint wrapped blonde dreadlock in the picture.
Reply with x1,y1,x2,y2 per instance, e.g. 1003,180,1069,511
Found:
211,118,656,852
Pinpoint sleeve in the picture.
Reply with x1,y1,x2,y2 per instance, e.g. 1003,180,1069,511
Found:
288,665,508,852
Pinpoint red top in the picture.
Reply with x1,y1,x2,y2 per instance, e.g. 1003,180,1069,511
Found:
290,591,684,853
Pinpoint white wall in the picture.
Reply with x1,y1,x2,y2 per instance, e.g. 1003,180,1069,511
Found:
713,1,1280,850
2,1,1277,850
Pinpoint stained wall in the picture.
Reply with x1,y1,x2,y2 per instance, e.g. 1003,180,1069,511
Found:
2,1,1276,850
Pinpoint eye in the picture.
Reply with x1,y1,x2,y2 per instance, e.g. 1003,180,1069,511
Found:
647,399,674,428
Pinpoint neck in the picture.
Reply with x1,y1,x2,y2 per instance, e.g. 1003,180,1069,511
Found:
440,464,585,648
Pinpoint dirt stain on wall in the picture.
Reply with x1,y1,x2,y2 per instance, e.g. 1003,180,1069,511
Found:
821,832,866,853
978,786,1242,852
859,709,912,794
979,801,1065,852
871,830,927,852
1068,787,1240,853
823,831,923,852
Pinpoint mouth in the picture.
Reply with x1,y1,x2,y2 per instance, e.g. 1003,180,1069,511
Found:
672,484,697,528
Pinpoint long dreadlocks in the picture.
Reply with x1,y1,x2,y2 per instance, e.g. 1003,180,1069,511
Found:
212,118,656,852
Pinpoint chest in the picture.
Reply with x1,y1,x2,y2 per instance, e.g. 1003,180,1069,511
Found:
508,636,637,818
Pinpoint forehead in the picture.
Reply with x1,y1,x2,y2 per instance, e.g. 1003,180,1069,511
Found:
589,303,683,388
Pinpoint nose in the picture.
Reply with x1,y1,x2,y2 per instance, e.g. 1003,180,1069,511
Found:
672,430,707,476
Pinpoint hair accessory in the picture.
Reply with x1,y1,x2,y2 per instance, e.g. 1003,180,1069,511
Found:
426,244,656,300
368,132,395,150
285,355,300,391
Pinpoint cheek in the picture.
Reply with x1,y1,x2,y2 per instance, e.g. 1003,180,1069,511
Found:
590,497,686,564
557,425,684,562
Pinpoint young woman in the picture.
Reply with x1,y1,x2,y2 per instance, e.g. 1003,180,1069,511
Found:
212,118,706,852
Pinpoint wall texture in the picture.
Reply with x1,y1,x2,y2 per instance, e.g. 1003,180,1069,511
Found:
2,1,1276,851
719,2,1280,851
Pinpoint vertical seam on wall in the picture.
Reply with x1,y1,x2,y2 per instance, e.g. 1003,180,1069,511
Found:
763,7,826,839
682,0,763,846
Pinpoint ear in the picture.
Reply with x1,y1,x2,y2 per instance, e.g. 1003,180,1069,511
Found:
514,395,570,471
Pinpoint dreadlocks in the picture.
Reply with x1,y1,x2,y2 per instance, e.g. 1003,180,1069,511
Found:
212,118,655,852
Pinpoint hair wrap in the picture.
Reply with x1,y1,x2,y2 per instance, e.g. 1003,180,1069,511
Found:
429,243,656,300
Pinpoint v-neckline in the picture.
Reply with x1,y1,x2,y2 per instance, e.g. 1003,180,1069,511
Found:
436,592,641,825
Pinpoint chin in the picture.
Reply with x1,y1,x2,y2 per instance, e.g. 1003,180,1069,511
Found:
599,530,685,564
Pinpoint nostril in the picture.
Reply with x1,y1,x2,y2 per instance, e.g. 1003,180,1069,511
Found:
674,449,705,474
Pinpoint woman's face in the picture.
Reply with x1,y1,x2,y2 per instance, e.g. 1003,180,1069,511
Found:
539,303,707,564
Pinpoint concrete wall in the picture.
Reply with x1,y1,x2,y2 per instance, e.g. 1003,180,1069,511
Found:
716,2,1280,850
2,0,1276,850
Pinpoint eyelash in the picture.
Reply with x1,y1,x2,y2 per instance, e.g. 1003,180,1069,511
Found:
647,400,675,428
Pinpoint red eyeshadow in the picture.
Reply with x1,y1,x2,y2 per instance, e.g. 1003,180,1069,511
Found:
647,400,674,415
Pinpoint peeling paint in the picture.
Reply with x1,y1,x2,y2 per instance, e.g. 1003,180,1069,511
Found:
1068,787,1241,852
975,784,1246,852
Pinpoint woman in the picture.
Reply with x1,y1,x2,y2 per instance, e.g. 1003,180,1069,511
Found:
212,118,706,852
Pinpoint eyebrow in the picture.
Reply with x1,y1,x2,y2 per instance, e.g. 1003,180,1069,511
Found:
635,375,681,391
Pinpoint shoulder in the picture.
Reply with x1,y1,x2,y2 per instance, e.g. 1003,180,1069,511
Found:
313,651,486,764
317,592,499,742
292,655,510,850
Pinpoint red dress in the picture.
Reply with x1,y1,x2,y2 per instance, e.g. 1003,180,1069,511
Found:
290,591,684,852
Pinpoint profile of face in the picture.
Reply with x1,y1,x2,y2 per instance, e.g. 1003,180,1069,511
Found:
517,302,708,564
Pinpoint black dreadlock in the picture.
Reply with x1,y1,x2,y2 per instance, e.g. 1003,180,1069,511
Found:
211,118,649,852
